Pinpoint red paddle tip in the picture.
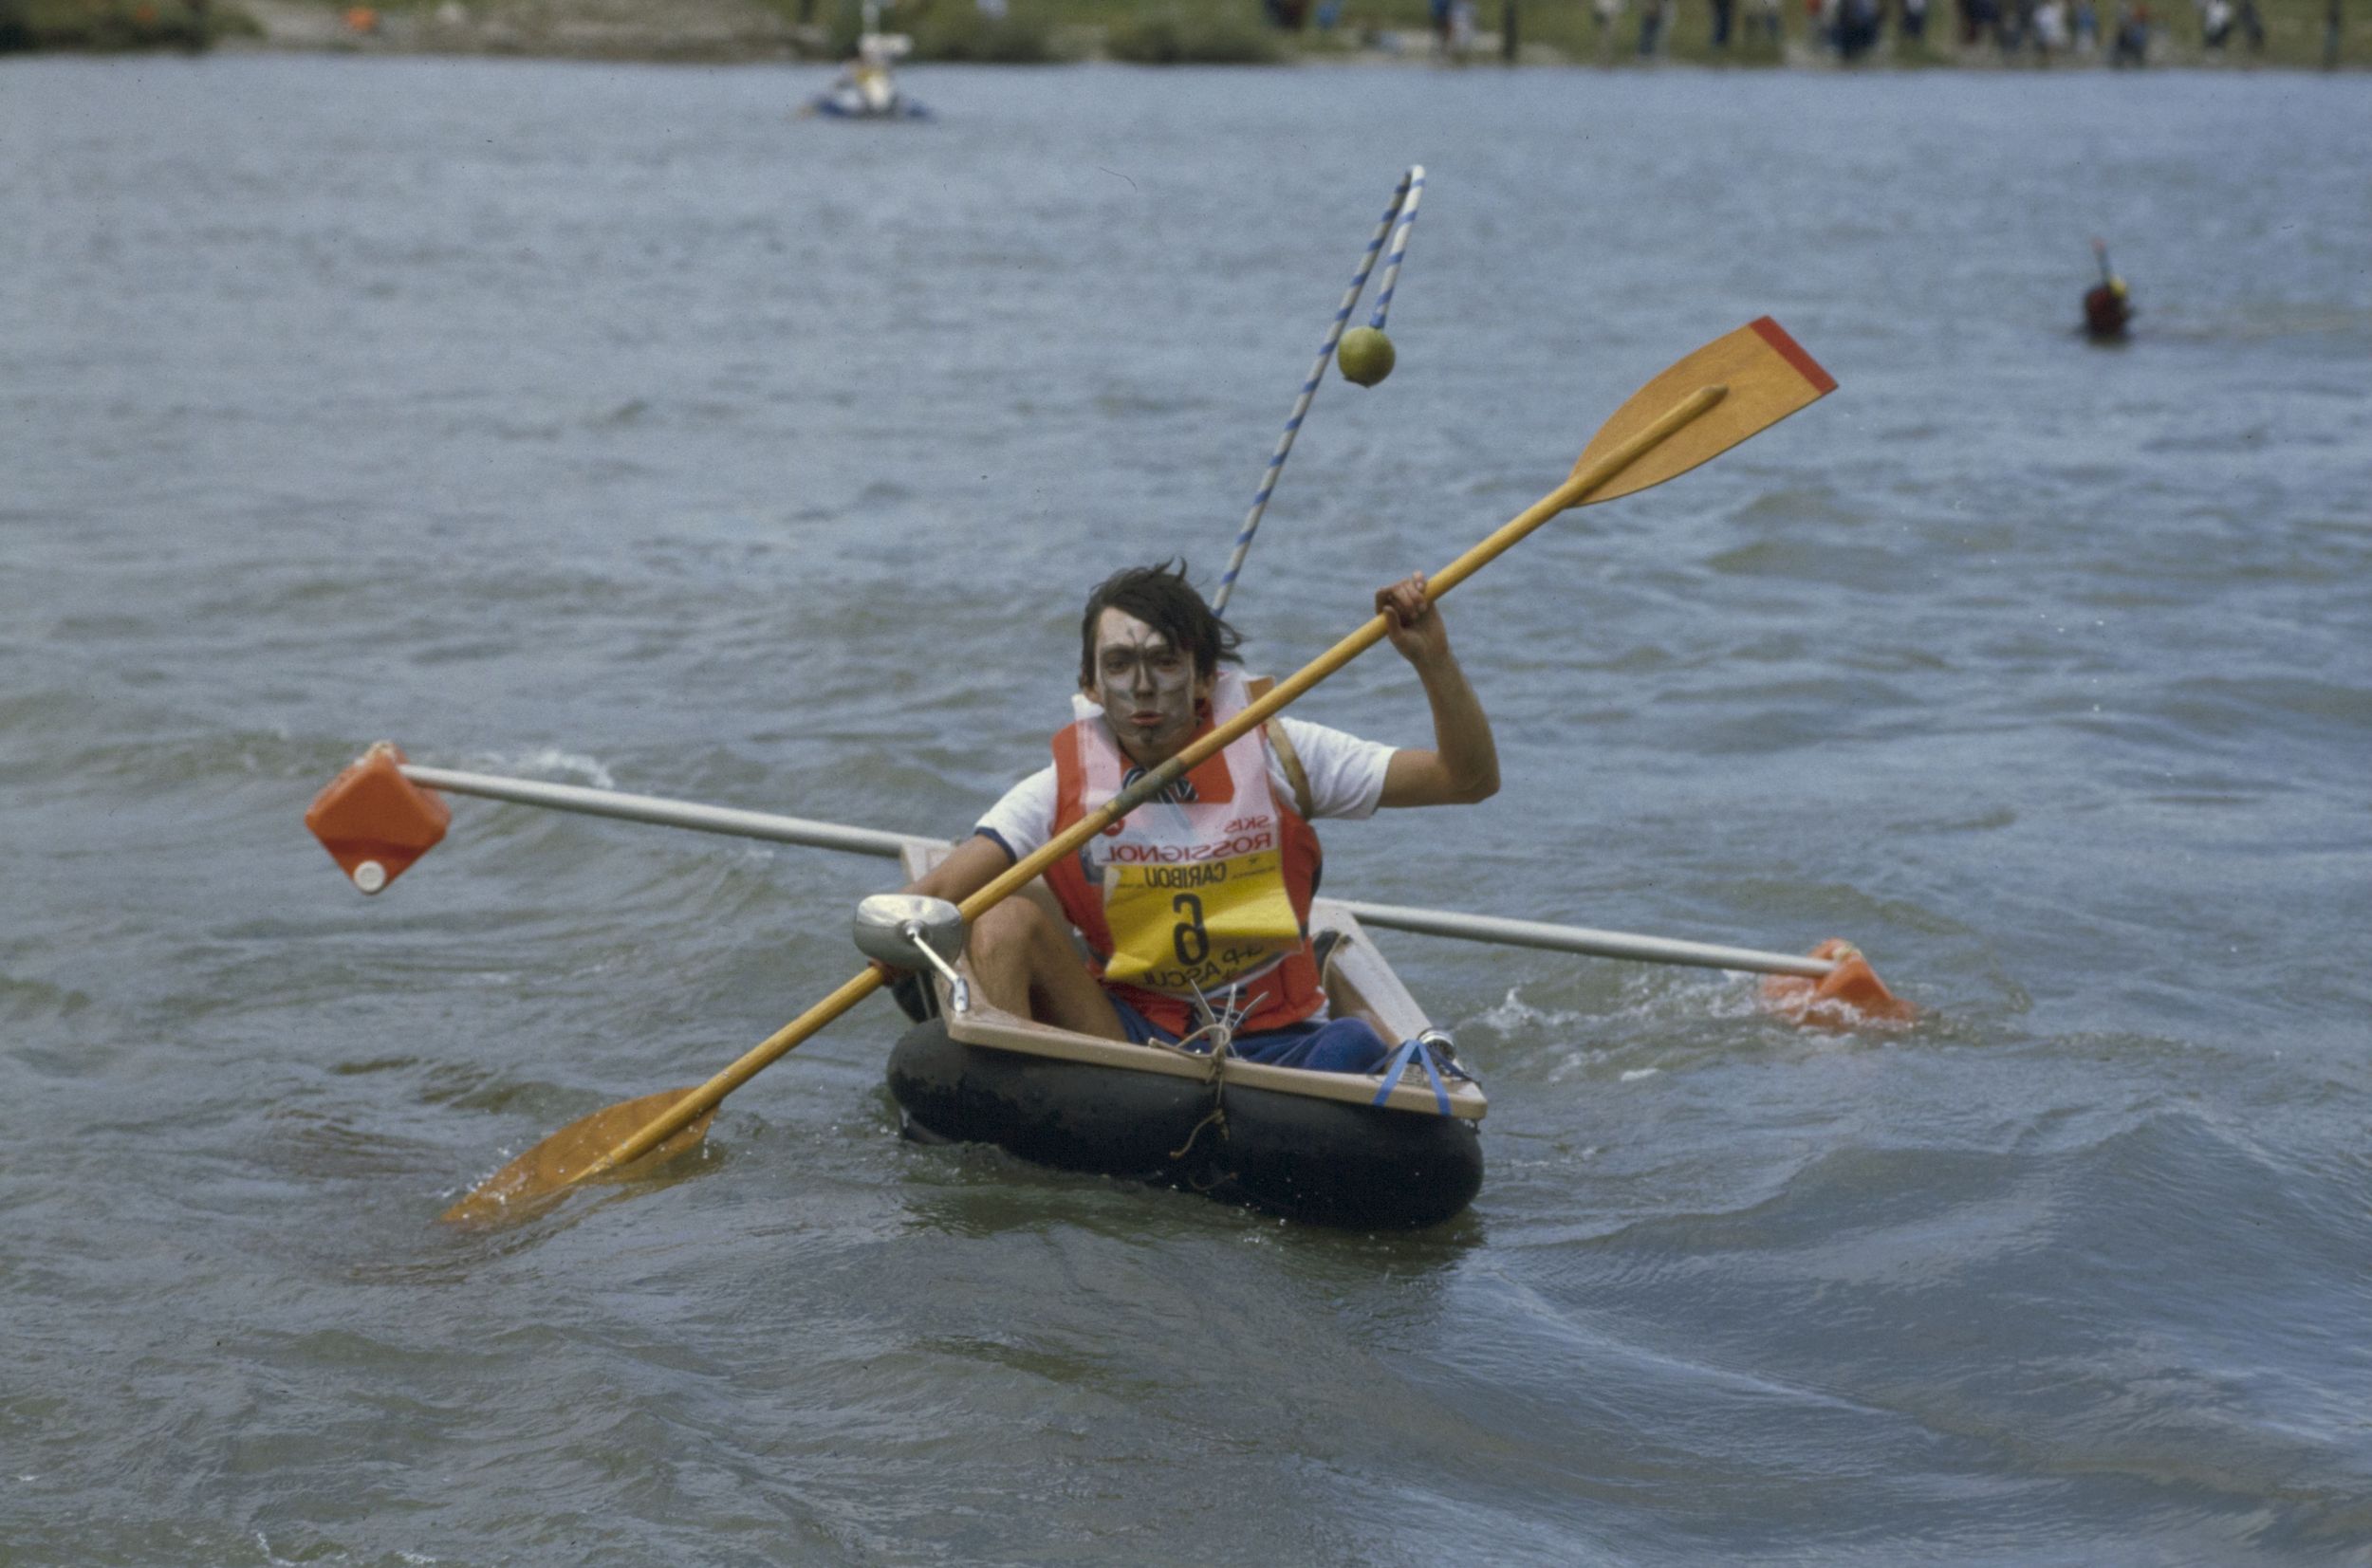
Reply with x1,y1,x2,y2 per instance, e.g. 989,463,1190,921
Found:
1759,938,1917,1027
1748,317,1838,397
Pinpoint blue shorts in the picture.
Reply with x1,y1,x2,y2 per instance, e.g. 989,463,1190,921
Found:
1108,994,1394,1075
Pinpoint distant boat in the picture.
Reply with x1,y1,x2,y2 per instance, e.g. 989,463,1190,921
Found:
806,3,930,120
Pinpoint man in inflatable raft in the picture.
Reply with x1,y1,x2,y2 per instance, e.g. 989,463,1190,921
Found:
880,561,1499,1074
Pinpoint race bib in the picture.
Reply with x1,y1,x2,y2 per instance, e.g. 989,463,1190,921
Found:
1100,847,1299,993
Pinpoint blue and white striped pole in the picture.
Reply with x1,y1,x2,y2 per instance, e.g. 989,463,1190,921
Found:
1362,168,1422,342
1211,165,1425,616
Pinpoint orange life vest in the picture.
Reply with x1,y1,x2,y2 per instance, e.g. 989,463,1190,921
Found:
1044,673,1327,1038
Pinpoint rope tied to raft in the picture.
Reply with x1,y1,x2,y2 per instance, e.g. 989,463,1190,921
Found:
1211,165,1426,615
1167,983,1260,1161
1165,1042,1232,1162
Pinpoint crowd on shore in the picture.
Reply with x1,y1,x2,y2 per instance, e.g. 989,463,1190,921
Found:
1587,0,2228,65
3,0,2351,65
1290,0,2345,63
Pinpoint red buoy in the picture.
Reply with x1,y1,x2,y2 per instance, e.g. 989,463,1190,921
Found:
306,742,450,895
2085,282,2131,340
1760,938,1917,1026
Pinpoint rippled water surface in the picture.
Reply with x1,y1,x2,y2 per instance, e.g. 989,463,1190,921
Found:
6,57,2370,1565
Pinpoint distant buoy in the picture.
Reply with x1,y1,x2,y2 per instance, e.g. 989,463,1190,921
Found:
2085,238,2131,341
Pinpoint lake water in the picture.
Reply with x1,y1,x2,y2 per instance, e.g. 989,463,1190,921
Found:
5,55,2369,1565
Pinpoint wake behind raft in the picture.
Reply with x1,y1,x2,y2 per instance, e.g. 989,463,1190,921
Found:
880,843,1486,1229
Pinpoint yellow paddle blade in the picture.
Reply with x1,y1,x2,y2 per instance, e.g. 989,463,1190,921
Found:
438,968,885,1227
1569,317,1835,507
440,1087,715,1226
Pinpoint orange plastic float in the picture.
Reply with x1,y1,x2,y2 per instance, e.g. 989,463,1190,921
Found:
306,742,449,895
1760,938,1916,1026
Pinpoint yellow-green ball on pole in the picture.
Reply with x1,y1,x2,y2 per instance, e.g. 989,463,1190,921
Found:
1336,325,1396,387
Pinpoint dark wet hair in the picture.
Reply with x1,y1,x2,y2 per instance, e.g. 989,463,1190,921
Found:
1078,561,1242,686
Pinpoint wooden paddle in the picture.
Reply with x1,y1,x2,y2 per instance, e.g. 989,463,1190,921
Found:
440,317,1837,1225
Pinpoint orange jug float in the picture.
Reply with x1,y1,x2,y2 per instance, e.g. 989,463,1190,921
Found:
1760,938,1916,1026
306,742,449,894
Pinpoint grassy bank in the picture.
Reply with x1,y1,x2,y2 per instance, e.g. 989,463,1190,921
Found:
5,0,2359,65
1,0,259,48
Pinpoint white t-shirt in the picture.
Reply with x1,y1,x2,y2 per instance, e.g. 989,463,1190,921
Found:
973,715,1396,863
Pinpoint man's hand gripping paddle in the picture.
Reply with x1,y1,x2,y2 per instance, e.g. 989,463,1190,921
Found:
439,317,1887,1227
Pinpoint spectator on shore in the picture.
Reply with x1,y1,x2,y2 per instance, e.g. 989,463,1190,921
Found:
1711,0,1737,46
2034,0,2068,48
1637,0,1670,53
1835,0,1881,53
2072,0,2099,48
2234,0,2264,46
1901,0,1931,41
2110,0,2149,59
1747,0,1785,40
2200,0,2233,45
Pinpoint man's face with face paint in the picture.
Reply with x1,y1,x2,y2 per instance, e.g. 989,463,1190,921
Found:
1084,608,1212,766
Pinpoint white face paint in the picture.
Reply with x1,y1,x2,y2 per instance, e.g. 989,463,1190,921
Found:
1084,608,1212,766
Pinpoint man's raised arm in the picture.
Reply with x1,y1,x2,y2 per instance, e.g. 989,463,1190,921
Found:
1373,571,1501,809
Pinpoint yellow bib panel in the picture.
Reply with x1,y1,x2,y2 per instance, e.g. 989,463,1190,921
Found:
1100,847,1300,993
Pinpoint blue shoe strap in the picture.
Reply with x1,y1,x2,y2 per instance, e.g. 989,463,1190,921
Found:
1372,1036,1453,1116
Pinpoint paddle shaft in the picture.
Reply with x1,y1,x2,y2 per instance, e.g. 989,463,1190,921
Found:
579,381,1733,1178
584,966,888,1175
